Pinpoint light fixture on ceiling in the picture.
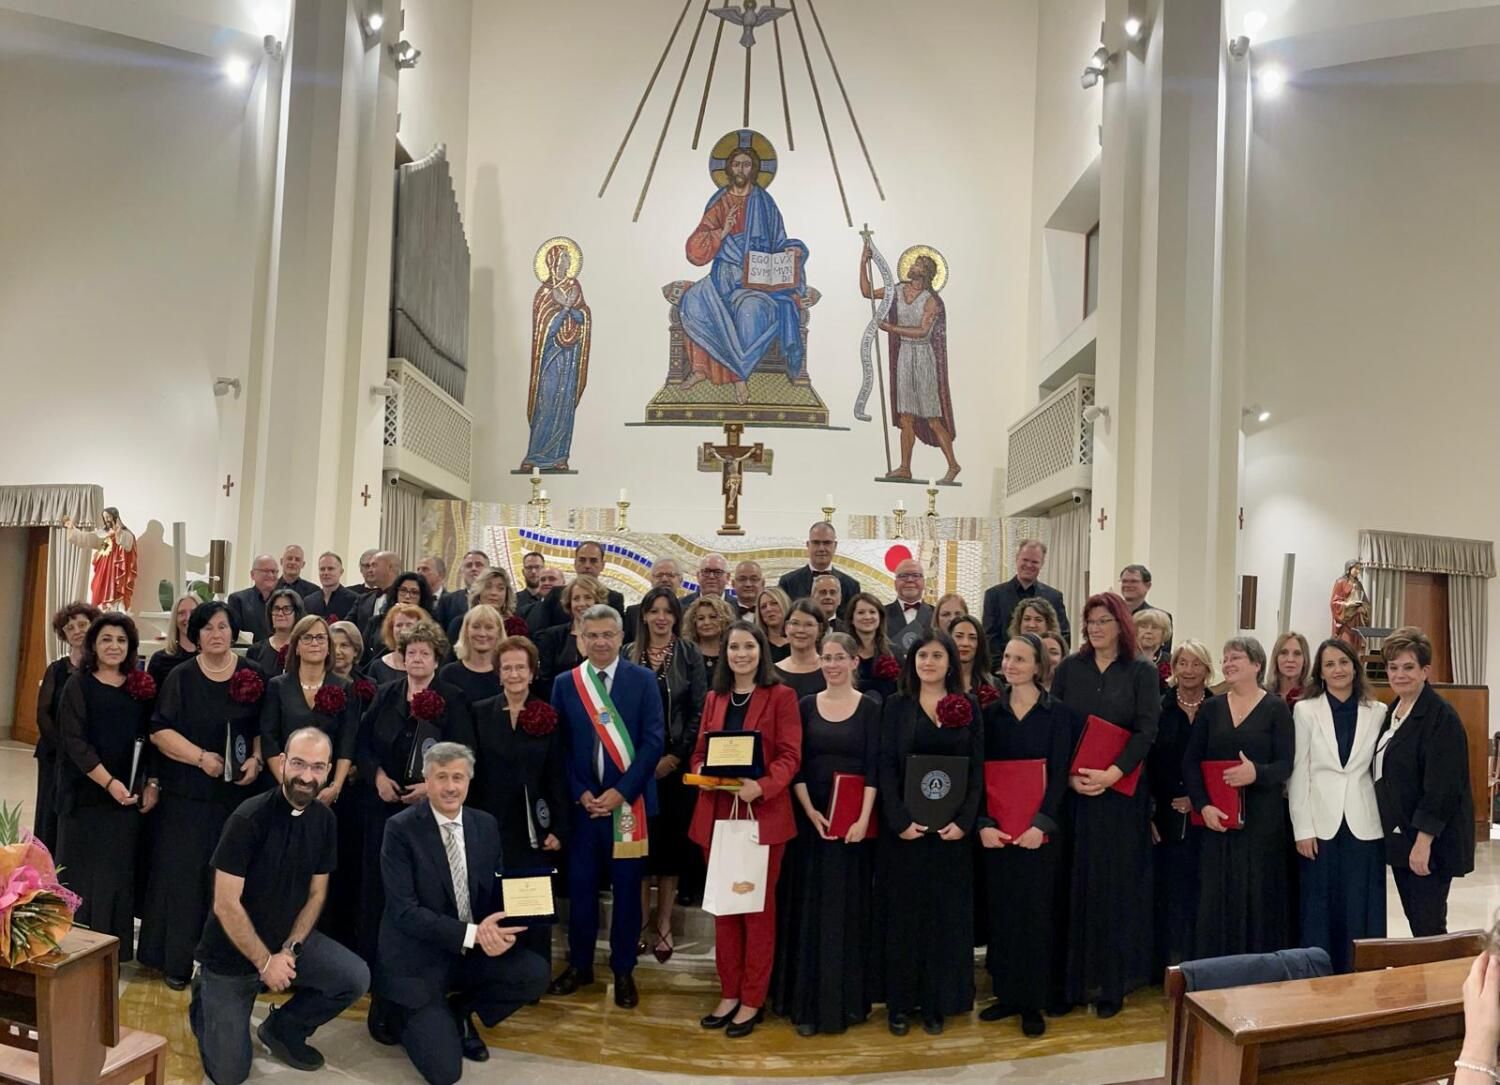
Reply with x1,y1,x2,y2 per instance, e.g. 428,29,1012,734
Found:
360,9,384,45
1242,404,1272,424
223,56,250,85
1257,65,1286,96
391,39,421,69
1124,16,1142,40
367,12,384,32
1081,44,1114,89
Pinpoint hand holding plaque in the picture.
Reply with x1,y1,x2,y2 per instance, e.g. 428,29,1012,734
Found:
497,868,558,926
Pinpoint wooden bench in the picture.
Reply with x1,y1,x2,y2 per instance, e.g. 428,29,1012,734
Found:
0,1027,166,1085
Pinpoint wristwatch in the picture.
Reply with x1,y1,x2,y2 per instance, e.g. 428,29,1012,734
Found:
285,940,302,959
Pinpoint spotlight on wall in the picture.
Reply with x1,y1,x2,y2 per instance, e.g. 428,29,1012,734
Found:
1257,65,1287,97
262,34,283,62
1124,16,1142,40
390,39,421,69
371,379,401,401
223,56,250,85
1242,404,1272,425
367,12,384,32
1081,45,1114,89
360,9,384,46
1228,35,1250,60
1082,403,1110,426
212,377,242,399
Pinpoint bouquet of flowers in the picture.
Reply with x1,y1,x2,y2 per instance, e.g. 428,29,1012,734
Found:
517,700,558,737
411,688,446,722
504,615,529,638
229,667,264,705
314,685,347,715
0,804,79,966
125,670,156,702
936,693,974,727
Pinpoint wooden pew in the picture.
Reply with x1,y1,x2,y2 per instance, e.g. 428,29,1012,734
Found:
1352,930,1487,973
1178,956,1468,1084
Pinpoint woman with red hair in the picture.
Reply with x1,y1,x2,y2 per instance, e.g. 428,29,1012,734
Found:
1050,592,1160,1019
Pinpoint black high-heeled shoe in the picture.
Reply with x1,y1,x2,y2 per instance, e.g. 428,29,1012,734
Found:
653,927,675,964
700,1002,740,1029
725,1008,764,1038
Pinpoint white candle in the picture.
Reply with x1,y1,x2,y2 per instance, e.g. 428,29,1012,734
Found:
824,493,834,507
531,467,540,479
619,488,628,502
897,499,906,512
539,488,547,500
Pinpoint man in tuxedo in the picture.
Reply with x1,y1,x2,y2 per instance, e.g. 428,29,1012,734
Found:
778,521,861,603
189,729,368,1084
547,605,664,1008
526,541,625,634
1119,563,1171,651
436,550,489,628
227,555,280,643
680,553,733,609
623,558,683,643
355,549,380,595
376,741,548,1085
304,552,360,624
812,574,844,631
981,538,1070,659
418,555,450,614
352,550,400,633
884,558,933,659
278,545,318,598
514,551,547,615
731,560,764,620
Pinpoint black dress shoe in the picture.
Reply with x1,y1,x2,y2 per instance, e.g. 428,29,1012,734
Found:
725,1008,764,1038
163,975,189,992
614,971,639,1008
1045,1001,1073,1018
366,999,401,1047
1095,999,1122,1019
547,966,594,996
796,1022,818,1037
1021,1010,1046,1037
449,997,489,1063
922,1014,944,1035
257,1012,325,1071
887,1012,910,1036
700,1002,740,1029
979,1002,1018,1022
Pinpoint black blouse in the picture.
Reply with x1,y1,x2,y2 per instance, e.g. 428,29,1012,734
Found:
976,690,1074,835
258,672,360,763
796,692,881,809
468,697,570,857
878,693,985,834
146,646,198,690
34,656,77,759
366,655,406,687
1182,693,1293,812
1050,653,1161,774
438,661,502,708
357,677,476,787
776,666,827,700
246,640,288,676
57,673,152,812
150,658,265,803
1149,690,1198,838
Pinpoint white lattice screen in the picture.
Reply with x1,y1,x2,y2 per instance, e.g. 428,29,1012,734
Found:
382,359,473,499
1004,376,1094,515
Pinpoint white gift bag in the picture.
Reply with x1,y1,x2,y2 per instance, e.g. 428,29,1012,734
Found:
701,799,769,916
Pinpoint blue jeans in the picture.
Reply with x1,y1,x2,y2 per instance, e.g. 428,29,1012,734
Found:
189,931,369,1085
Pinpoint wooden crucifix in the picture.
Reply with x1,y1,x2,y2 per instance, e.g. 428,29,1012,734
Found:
701,423,766,536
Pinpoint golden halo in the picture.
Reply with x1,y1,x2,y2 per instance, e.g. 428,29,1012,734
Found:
533,237,583,282
898,245,948,292
709,129,778,190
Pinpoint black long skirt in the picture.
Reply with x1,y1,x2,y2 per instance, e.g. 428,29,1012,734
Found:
1298,824,1386,973
33,752,59,853
319,789,364,952
57,803,141,961
777,826,874,1033
881,833,975,1019
138,792,236,981
1153,825,1199,973
1065,786,1153,1006
982,838,1062,1011
1193,800,1293,959
645,771,699,879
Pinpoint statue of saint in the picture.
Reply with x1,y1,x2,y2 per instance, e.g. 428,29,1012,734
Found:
1330,559,1370,651
64,507,138,612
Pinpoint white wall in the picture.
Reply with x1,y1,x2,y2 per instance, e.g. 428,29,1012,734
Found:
396,0,473,208
463,0,1038,533
0,11,265,598
1239,47,1500,720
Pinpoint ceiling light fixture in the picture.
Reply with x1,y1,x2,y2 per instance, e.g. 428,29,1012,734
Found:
391,39,421,69
1257,65,1286,96
223,56,250,85
1124,16,1142,40
367,12,384,32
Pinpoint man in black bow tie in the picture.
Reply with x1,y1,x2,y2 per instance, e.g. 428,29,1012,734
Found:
883,559,933,659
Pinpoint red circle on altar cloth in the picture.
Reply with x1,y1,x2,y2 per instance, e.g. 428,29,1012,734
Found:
884,545,913,571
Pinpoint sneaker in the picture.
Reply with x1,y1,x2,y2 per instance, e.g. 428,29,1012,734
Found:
257,1012,325,1072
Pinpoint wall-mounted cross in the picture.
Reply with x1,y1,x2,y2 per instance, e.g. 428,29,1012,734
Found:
1096,507,1108,531
361,484,373,507
222,474,235,497
1238,506,1244,530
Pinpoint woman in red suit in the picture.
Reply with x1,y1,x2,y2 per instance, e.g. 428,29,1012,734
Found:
690,621,802,1039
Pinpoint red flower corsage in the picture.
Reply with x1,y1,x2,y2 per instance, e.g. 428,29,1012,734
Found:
873,654,901,680
353,677,377,704
936,693,973,727
314,684,347,715
410,688,446,721
1284,686,1302,707
976,683,1001,707
517,700,558,737
1157,659,1173,685
504,615,529,638
125,670,156,702
229,667,264,705
273,644,289,673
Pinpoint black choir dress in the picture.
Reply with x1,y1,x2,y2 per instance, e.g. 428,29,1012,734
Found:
1050,653,1160,1009
630,639,707,879
775,666,827,700
698,651,721,686
534,624,583,702
468,696,570,960
878,693,984,1022
856,655,898,703
775,693,881,1033
1185,693,1295,958
258,671,361,947
355,677,475,961
365,655,405,687
977,690,1074,1013
146,645,198,689
139,659,266,983
437,661,502,710
32,656,76,852
768,639,792,663
245,639,288,676
55,673,152,960
1148,690,1201,971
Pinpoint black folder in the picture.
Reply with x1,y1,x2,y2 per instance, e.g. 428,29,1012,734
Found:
903,754,969,831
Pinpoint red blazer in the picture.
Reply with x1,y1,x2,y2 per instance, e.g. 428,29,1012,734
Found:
689,683,802,848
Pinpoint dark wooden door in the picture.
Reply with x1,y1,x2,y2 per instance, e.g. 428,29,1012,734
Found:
1402,571,1451,683
11,528,50,745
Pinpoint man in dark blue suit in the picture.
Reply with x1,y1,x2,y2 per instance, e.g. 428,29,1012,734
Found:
376,742,549,1085
547,603,664,1009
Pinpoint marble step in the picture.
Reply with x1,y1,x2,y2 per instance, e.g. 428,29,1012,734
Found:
549,890,719,975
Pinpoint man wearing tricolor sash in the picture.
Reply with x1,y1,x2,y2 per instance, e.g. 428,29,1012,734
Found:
545,604,665,1009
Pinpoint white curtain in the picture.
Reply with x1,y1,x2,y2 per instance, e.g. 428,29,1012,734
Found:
1364,566,1406,636
1449,575,1488,685
44,528,90,662
1046,502,1090,649
381,478,424,569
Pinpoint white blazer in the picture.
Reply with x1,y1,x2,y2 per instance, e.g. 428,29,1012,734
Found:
1289,693,1384,842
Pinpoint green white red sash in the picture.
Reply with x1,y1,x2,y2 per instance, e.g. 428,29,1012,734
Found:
572,665,649,859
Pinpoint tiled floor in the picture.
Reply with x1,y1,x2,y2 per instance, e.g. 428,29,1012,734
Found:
6,739,1498,1084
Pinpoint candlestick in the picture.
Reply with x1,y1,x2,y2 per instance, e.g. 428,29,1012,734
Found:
539,488,547,500
896,499,906,512
529,473,543,506
891,505,908,540
616,499,631,533
926,486,939,518
619,488,629,503
820,503,836,524
535,495,551,530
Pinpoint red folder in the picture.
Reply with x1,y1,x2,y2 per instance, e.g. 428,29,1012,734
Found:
984,759,1048,842
1188,759,1245,829
825,771,877,839
1068,714,1143,796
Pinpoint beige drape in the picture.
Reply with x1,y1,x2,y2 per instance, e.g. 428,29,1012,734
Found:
1359,529,1495,578
1448,575,1488,685
380,478,424,568
0,483,101,528
1046,502,1090,649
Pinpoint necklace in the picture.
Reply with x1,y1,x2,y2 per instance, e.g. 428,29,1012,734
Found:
1177,690,1205,709
200,654,236,678
730,689,752,707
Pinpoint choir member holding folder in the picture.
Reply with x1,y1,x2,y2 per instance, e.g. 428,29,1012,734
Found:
976,634,1073,1037
1183,637,1294,959
690,622,802,1039
1050,592,1160,1019
877,628,984,1037
777,632,881,1036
